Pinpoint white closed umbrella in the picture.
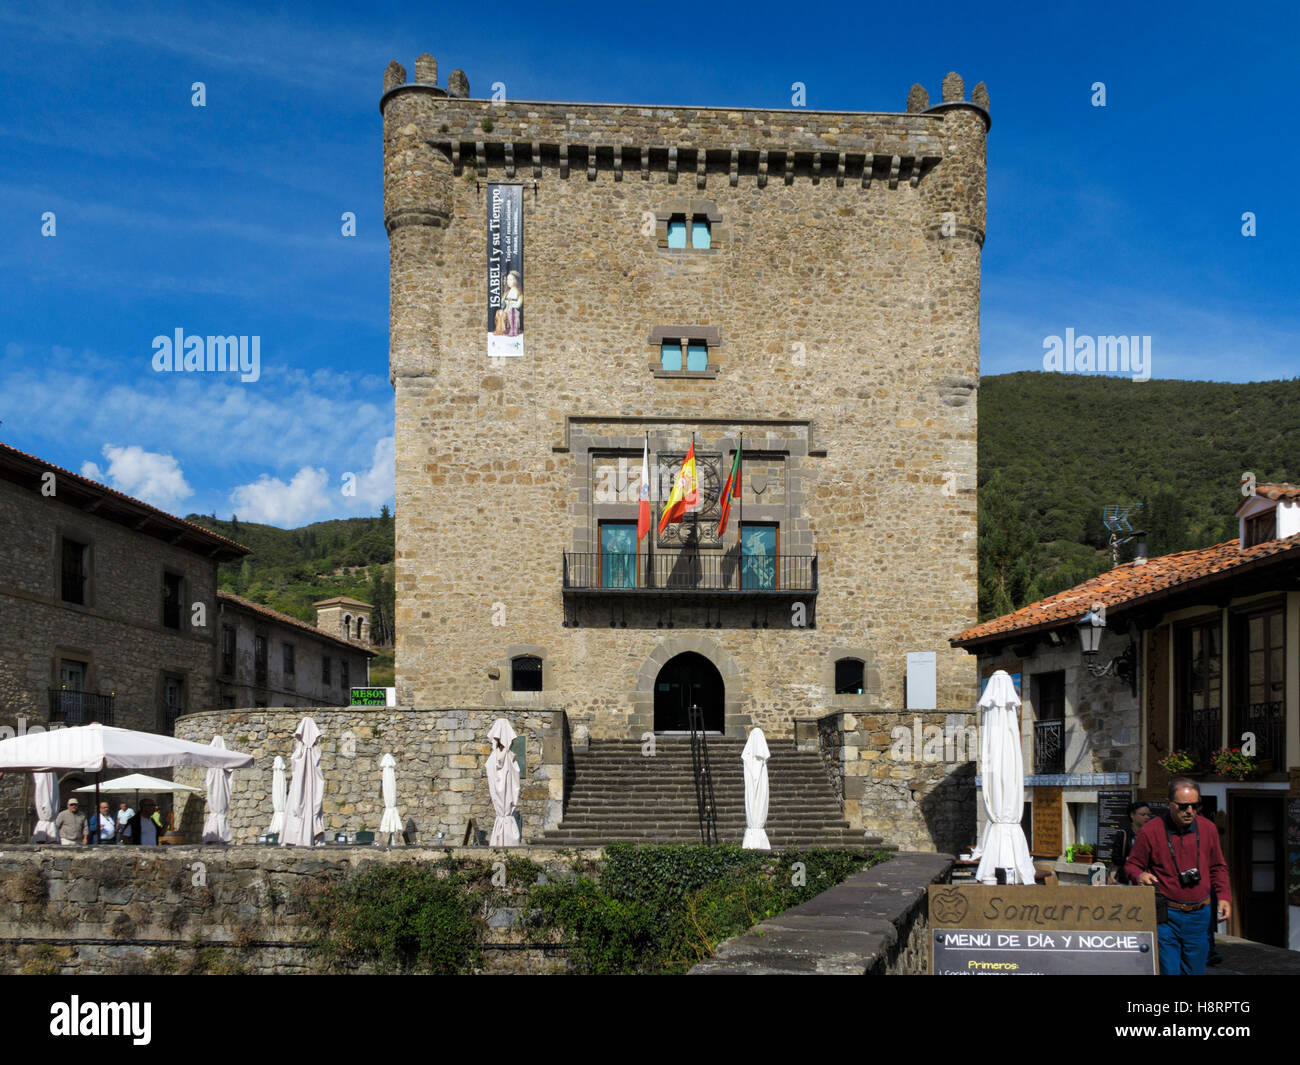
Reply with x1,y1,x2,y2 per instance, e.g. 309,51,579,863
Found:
974,670,1037,886
267,756,286,838
32,771,59,842
485,718,520,846
741,727,771,850
281,718,324,847
202,735,234,844
379,753,404,844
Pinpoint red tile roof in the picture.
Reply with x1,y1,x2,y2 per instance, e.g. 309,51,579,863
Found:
952,533,1300,647
218,591,377,656
0,441,249,560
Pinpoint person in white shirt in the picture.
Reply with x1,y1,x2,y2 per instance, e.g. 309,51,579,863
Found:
116,802,134,843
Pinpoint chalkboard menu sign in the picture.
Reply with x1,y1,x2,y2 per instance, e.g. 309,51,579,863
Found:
928,884,1158,975
1096,790,1132,863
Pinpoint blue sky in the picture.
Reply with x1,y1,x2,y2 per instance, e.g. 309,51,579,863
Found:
2,1,1297,526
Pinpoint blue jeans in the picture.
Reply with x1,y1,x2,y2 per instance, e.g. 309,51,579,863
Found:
1158,904,1211,975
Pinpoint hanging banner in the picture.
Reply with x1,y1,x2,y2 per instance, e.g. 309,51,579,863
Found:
487,182,524,357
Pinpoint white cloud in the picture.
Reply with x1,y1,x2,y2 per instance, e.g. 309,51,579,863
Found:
230,467,331,527
350,436,395,509
80,444,192,510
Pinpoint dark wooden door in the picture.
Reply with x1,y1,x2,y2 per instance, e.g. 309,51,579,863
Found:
1229,795,1286,947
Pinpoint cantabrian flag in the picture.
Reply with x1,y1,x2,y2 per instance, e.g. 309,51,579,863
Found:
717,446,741,536
657,441,698,534
637,437,651,541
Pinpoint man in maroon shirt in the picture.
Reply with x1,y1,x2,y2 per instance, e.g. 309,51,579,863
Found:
1125,777,1231,975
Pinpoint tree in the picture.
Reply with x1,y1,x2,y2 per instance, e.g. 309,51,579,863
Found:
978,472,1043,621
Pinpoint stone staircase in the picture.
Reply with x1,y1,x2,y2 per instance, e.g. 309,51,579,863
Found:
536,737,884,849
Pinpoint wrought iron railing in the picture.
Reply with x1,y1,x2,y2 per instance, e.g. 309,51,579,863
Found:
47,689,115,725
1230,700,1285,766
562,552,817,593
688,703,719,846
1174,705,1222,768
1033,719,1065,775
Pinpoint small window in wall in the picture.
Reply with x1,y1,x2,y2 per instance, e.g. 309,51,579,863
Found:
685,341,708,372
254,636,268,686
1245,510,1277,547
512,655,543,692
341,659,350,691
322,655,331,684
162,675,184,733
220,625,235,676
162,572,184,630
283,643,295,678
834,658,865,695
660,340,683,372
666,214,687,248
691,216,711,248
61,538,89,604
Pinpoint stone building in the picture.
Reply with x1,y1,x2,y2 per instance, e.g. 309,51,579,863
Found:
0,442,249,834
377,55,989,851
313,595,372,644
952,480,1300,949
216,592,375,709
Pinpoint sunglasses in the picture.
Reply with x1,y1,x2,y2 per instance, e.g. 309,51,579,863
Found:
1172,801,1201,811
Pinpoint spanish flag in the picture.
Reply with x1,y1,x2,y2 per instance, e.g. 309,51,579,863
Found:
658,441,698,534
717,445,741,536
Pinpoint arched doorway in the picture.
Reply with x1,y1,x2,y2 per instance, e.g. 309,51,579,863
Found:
654,652,724,733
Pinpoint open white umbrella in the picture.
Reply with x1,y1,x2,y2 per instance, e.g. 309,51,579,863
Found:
485,719,520,846
75,773,203,836
32,771,58,842
202,735,234,844
0,723,252,838
0,723,253,773
973,670,1037,885
267,756,286,838
281,718,324,847
741,727,771,850
379,753,404,844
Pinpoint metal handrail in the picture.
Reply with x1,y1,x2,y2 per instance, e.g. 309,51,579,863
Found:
47,689,115,725
688,703,719,845
562,551,818,592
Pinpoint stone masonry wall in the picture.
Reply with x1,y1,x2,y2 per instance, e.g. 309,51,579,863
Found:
0,477,220,736
0,845,598,975
384,60,986,740
173,707,567,843
814,709,977,853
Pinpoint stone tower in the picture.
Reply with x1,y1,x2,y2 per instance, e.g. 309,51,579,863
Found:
313,596,371,644
382,57,987,742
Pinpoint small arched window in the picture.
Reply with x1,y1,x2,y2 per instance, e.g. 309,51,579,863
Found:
834,658,865,695
512,655,543,692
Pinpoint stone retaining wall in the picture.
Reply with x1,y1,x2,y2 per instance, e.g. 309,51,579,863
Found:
813,709,976,853
689,850,952,974
172,707,569,844
0,845,598,975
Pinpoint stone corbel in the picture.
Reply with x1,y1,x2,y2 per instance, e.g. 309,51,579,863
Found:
758,150,769,188
504,142,515,178
531,141,542,179
559,144,569,179
729,149,739,188
888,154,901,189
475,141,487,178
668,147,678,184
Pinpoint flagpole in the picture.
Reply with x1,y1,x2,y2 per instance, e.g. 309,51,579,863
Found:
737,431,743,589
644,430,651,589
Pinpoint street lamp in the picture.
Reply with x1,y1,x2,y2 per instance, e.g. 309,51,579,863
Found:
1076,608,1138,696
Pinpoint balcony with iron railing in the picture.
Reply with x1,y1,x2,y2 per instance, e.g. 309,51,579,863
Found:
562,552,818,596
1174,705,1222,769
1033,719,1065,775
1231,699,1286,767
47,689,115,725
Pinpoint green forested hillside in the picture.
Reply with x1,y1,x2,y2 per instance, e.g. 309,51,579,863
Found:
185,509,396,644
978,373,1300,619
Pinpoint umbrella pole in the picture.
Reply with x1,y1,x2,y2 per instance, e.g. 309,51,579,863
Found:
94,772,101,845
